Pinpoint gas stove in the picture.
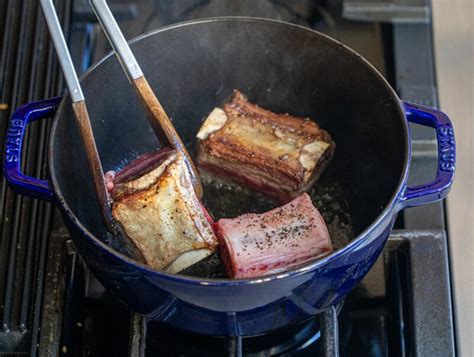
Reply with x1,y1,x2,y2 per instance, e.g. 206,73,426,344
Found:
0,0,455,356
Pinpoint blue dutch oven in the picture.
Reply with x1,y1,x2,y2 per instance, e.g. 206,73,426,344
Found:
3,18,455,336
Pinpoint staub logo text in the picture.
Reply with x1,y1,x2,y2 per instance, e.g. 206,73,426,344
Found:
438,124,455,172
5,118,24,163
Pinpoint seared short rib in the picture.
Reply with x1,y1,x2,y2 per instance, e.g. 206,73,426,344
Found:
196,90,335,203
215,193,333,278
107,149,218,273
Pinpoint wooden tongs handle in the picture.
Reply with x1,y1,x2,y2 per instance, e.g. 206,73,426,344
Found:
40,0,116,233
89,0,203,198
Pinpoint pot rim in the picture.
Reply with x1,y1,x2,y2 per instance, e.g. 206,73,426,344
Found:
48,16,410,287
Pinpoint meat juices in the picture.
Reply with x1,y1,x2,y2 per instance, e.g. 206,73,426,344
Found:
107,149,218,273
196,90,335,203
215,193,333,278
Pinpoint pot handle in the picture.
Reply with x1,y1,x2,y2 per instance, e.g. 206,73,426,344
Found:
3,97,62,201
399,102,456,209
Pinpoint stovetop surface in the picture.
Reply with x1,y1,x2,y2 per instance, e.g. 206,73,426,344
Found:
0,0,455,356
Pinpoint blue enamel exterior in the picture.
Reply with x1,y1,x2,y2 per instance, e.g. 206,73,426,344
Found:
3,96,455,336
400,102,456,208
64,211,393,336
3,97,60,201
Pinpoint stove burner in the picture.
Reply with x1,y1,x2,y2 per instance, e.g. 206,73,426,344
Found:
145,317,321,356
148,0,321,29
138,303,342,356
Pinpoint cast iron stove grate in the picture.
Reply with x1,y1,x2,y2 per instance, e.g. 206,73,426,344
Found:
0,0,71,355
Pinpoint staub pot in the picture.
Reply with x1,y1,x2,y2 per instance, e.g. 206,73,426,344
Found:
3,18,455,336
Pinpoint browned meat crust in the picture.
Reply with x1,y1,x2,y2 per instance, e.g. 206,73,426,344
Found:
109,150,218,272
196,90,335,203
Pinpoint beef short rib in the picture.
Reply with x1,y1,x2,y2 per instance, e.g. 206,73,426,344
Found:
196,90,335,203
107,149,218,273
215,193,333,278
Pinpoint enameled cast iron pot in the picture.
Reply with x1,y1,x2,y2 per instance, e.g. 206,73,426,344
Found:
3,18,455,336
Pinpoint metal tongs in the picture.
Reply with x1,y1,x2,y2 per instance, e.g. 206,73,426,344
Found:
40,0,117,233
88,0,203,198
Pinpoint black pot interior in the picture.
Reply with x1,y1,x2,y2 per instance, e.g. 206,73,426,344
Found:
51,18,405,262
